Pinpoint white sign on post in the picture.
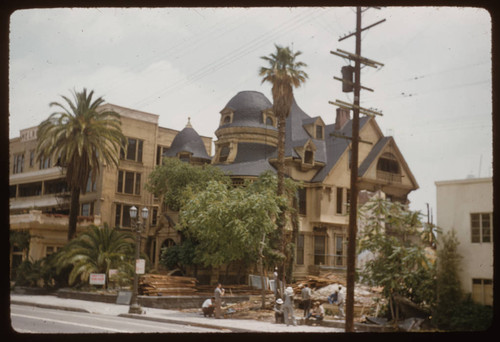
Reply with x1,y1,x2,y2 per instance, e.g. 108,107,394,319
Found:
89,273,106,285
136,259,145,275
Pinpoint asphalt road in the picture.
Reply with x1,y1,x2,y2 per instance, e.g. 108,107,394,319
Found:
10,304,226,334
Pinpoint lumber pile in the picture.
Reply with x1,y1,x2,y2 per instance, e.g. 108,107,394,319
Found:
293,273,346,293
139,274,198,296
196,284,270,296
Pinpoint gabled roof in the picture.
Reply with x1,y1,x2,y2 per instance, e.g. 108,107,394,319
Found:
311,116,371,182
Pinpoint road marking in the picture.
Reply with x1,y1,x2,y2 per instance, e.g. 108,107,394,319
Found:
11,313,127,333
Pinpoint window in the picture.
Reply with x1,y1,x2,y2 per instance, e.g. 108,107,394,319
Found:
336,187,343,214
121,138,143,162
151,208,158,226
335,234,346,266
13,153,24,174
471,213,492,243
86,175,97,193
298,188,306,215
39,156,51,169
18,182,42,197
266,116,274,126
219,144,230,162
29,150,35,167
296,234,305,265
304,150,314,164
314,235,326,265
472,279,493,306
115,203,132,228
316,125,323,139
156,146,169,165
117,170,141,195
81,202,94,217
223,115,231,124
377,153,399,173
44,178,68,195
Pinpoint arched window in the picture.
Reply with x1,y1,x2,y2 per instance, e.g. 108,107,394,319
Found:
266,116,274,126
377,153,400,174
219,144,230,162
223,115,231,124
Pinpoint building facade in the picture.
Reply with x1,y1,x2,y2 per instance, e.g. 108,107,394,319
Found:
9,104,212,271
435,177,493,306
10,90,418,282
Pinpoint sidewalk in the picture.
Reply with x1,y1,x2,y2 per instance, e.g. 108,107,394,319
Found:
10,294,345,333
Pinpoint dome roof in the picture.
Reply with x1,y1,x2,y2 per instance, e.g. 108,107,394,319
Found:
164,118,211,160
218,91,276,130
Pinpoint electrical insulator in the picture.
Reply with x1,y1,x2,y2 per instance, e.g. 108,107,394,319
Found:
341,65,354,93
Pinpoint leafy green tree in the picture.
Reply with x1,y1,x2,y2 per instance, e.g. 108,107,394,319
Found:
146,157,230,211
179,178,282,269
54,224,134,288
36,88,125,241
358,197,436,323
259,45,308,283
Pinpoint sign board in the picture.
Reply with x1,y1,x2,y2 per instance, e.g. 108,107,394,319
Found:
136,259,145,275
108,269,118,278
89,273,106,285
116,291,133,305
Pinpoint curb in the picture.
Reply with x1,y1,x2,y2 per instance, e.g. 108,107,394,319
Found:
11,300,90,314
118,313,251,333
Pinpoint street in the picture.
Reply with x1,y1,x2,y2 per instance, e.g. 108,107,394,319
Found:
10,304,226,334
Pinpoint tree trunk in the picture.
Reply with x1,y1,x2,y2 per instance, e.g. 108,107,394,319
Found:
67,186,80,241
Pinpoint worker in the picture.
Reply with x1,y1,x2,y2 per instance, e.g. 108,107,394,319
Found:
201,297,215,317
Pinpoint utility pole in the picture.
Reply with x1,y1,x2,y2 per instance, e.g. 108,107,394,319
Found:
329,7,384,332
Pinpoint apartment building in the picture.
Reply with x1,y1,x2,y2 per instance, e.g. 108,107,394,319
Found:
9,104,212,270
435,177,493,306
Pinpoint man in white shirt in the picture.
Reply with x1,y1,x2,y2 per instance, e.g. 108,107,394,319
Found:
202,296,215,317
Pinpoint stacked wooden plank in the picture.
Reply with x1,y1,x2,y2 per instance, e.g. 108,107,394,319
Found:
293,273,346,293
196,284,270,296
139,274,198,296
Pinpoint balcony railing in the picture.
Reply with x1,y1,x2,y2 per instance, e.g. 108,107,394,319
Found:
376,170,402,183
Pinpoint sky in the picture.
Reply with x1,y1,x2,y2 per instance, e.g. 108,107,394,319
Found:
8,7,492,222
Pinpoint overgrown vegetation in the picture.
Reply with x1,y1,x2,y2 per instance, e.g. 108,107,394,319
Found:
432,230,493,331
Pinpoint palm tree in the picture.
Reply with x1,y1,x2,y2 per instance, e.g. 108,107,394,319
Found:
259,44,308,284
54,224,135,287
259,45,308,198
36,88,125,241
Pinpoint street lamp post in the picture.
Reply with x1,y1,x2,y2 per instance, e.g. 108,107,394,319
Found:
128,206,148,314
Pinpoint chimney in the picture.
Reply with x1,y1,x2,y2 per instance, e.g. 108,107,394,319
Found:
335,107,351,130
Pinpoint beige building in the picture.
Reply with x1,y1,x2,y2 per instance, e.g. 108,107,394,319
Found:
435,177,493,306
10,91,418,282
9,104,212,273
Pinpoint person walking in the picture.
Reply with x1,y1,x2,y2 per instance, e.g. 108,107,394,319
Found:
336,285,345,318
214,283,225,319
301,283,312,318
283,287,297,326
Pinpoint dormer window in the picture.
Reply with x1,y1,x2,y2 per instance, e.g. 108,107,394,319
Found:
262,110,277,128
316,125,324,139
219,108,234,126
304,150,314,164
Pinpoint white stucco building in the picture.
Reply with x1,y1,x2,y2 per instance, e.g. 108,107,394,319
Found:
435,177,493,306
